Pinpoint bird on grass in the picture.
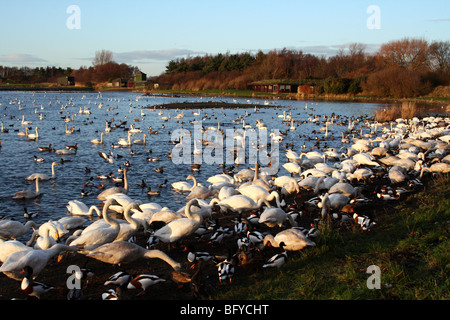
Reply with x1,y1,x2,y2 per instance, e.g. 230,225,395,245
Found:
20,266,54,299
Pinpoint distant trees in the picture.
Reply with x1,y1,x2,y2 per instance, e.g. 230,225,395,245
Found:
362,38,449,98
92,50,114,67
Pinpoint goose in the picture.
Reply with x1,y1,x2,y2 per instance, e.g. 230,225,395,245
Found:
0,239,33,263
238,185,283,208
97,168,129,201
153,199,203,244
26,162,59,181
68,198,121,251
86,240,181,270
37,144,53,152
21,266,54,299
0,220,37,240
263,228,315,251
127,274,166,296
209,195,271,215
66,200,101,216
91,132,104,145
13,177,43,201
259,207,298,228
262,242,288,269
0,243,77,280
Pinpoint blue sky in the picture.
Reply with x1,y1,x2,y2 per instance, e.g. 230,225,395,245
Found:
0,0,449,76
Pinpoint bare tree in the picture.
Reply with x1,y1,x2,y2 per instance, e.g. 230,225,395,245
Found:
379,38,431,72
93,50,114,67
429,41,450,72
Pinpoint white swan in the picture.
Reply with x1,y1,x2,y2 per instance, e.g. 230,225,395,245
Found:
68,198,121,251
91,132,104,145
263,228,315,251
66,200,101,216
259,207,298,228
29,225,58,250
97,168,129,201
114,202,143,242
86,241,181,270
185,175,215,200
13,177,42,200
0,243,77,280
238,185,282,208
27,127,39,141
133,133,146,145
118,131,132,147
0,239,33,263
209,195,271,214
26,162,59,181
319,193,350,217
0,220,37,240
153,199,203,244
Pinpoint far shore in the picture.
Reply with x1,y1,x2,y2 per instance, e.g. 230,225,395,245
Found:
1,84,449,108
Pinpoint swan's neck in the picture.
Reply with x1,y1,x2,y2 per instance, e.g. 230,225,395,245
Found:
102,200,119,228
88,206,101,216
263,234,278,247
123,204,140,229
143,248,181,270
123,170,129,192
35,179,40,193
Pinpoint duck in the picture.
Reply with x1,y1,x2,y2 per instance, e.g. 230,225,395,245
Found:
13,177,43,200
86,240,181,270
0,243,77,280
21,266,54,299
104,271,132,287
217,256,235,284
153,199,203,245
68,198,121,251
66,200,102,216
26,162,59,181
102,288,121,300
263,228,315,251
262,242,288,269
127,274,166,296
97,167,129,201
184,245,216,269
147,187,161,196
0,220,37,240
33,155,45,162
23,208,38,219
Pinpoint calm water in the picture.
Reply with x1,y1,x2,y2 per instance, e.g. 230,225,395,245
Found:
0,90,383,240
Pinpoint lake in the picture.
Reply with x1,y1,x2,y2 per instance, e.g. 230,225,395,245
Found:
0,90,388,240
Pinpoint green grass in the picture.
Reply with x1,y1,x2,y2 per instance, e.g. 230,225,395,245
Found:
210,175,450,300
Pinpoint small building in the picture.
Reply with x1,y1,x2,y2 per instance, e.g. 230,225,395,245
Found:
112,78,128,88
250,79,301,94
134,72,147,82
57,76,75,86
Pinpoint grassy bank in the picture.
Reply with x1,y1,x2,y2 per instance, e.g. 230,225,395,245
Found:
210,174,450,300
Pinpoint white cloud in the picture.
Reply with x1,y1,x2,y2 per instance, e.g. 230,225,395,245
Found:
113,49,206,63
0,53,48,64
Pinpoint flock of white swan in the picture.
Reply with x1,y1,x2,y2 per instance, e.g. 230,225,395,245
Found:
0,92,449,300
